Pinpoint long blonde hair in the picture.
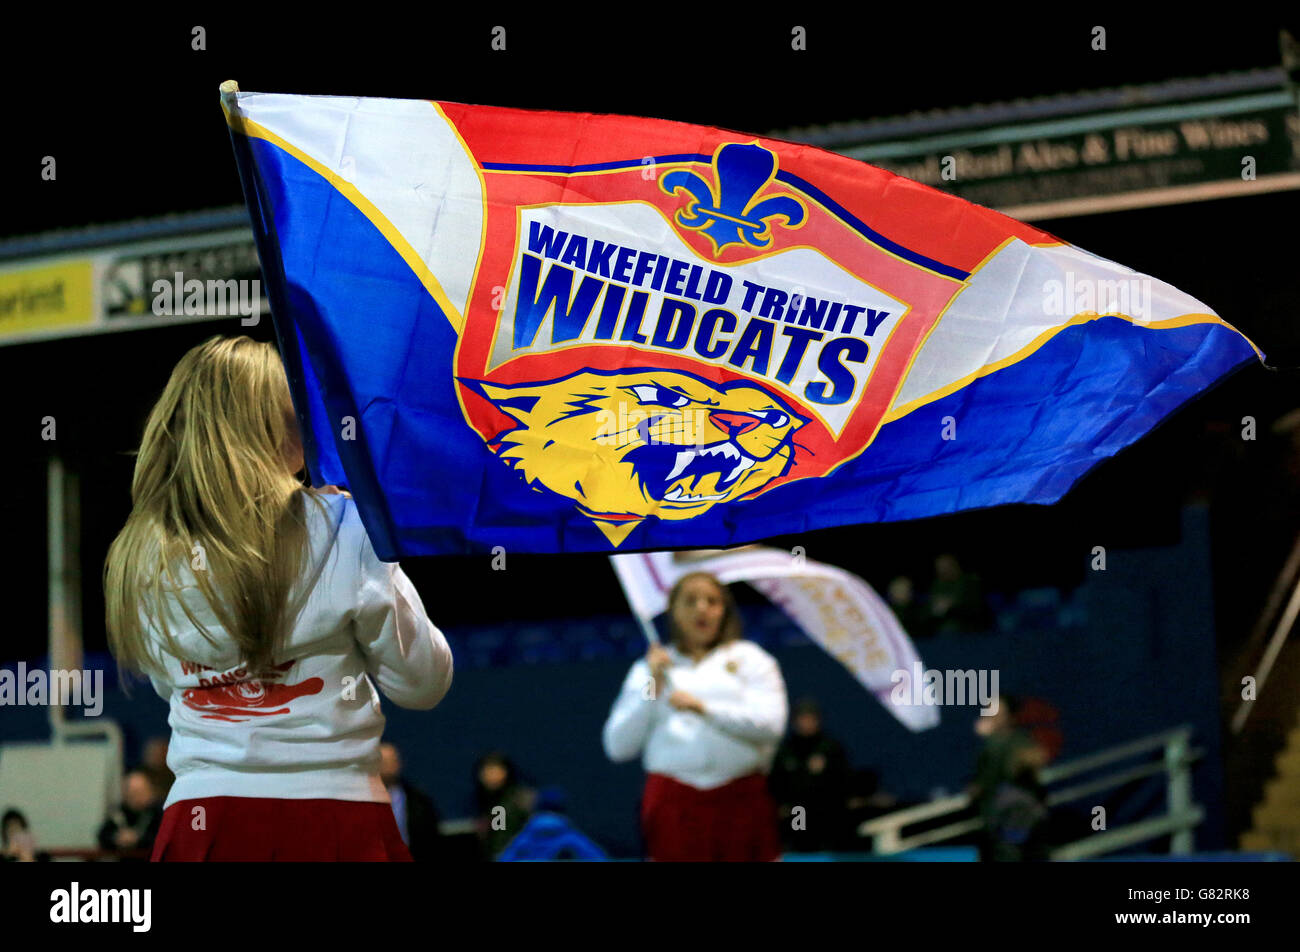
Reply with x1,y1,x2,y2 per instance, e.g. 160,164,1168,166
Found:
104,335,327,681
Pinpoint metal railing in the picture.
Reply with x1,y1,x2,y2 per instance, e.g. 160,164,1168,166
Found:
858,725,1203,860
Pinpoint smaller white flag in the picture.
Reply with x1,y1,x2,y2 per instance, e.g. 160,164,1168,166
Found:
610,547,938,731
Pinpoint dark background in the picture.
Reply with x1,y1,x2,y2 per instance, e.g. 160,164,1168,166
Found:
3,12,1297,651
2,14,1293,236
2,16,1299,849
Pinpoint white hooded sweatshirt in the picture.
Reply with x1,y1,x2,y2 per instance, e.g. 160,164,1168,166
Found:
143,492,452,809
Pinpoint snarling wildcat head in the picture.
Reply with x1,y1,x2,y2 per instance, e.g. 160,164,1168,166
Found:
463,369,809,544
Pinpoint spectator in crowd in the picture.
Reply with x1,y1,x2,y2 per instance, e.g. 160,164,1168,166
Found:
769,698,851,852
602,572,788,862
968,695,1049,861
985,756,1051,862
928,553,992,633
497,786,607,861
473,752,535,861
141,736,175,802
1013,696,1064,763
379,742,443,862
2,809,50,862
98,769,163,861
886,575,933,638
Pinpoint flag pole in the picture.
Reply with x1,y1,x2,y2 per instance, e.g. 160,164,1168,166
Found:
608,555,673,693
630,612,675,696
618,580,681,691
633,613,660,646
219,79,239,111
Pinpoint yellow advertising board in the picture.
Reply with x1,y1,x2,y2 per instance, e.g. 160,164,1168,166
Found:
0,259,95,341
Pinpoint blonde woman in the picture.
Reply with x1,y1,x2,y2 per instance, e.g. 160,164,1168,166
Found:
602,572,788,861
104,335,452,862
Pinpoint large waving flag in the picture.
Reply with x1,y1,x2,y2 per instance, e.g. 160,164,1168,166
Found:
610,547,938,731
221,84,1262,559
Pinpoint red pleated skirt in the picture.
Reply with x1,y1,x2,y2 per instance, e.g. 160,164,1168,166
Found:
151,797,413,862
641,772,781,862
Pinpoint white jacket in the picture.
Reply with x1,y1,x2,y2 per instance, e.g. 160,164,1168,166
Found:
143,493,453,809
602,640,788,790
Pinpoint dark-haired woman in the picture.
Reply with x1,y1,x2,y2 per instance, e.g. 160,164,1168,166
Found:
473,751,535,860
602,572,787,861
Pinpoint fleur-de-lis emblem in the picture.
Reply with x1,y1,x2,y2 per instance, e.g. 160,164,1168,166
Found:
660,142,806,255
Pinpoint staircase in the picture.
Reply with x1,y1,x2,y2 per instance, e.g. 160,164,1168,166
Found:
1241,721,1300,856
1225,524,1300,854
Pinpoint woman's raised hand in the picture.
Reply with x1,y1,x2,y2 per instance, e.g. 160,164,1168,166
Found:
646,644,671,676
646,643,672,696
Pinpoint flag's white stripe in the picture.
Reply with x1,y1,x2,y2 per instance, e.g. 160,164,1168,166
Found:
232,93,484,323
889,238,1229,416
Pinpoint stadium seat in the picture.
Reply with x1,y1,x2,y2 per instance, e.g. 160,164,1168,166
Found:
1002,587,1064,631
463,629,510,667
576,639,618,662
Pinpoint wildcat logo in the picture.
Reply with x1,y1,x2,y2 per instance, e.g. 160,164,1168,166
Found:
463,368,808,545
457,131,958,549
660,143,805,255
